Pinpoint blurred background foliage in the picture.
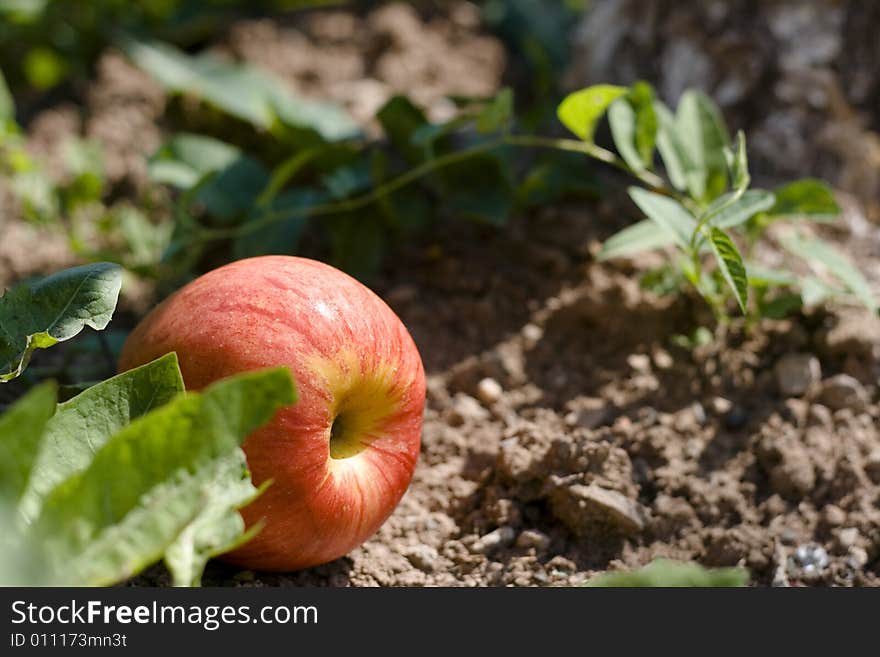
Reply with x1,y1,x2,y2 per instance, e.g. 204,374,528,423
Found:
1,0,878,298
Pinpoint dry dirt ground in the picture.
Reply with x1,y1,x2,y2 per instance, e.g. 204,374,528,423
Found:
2,3,879,587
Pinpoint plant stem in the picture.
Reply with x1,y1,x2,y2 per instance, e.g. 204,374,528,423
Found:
502,135,668,191
194,138,506,242
191,133,680,244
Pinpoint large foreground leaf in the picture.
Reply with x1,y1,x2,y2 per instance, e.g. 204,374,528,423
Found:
32,367,296,585
0,382,56,503
18,353,185,522
0,263,122,382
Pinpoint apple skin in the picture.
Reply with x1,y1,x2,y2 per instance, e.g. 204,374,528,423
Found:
118,256,425,571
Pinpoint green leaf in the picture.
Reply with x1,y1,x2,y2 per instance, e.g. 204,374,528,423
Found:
442,152,514,226
782,234,877,313
0,67,13,122
377,95,429,164
476,87,514,134
557,84,627,142
709,190,776,229
627,187,697,248
746,264,798,288
33,367,296,586
608,82,657,173
517,151,600,207
598,220,675,260
196,156,271,222
800,275,842,307
769,179,840,220
149,133,242,189
585,559,749,587
708,227,749,313
675,90,730,201
0,382,56,504
164,457,265,587
726,130,749,193
122,37,359,142
654,101,692,191
0,263,123,382
233,189,322,259
18,353,184,522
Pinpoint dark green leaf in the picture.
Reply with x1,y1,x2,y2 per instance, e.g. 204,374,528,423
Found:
233,189,324,259
0,67,12,122
517,151,600,207
585,559,749,587
708,227,749,313
442,152,514,226
327,213,388,280
196,156,271,222
769,179,840,220
0,263,123,382
476,87,513,134
377,95,430,164
557,84,627,142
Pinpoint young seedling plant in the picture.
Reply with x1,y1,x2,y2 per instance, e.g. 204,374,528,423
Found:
555,82,876,322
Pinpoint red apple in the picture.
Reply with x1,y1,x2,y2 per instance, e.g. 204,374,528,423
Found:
118,255,425,571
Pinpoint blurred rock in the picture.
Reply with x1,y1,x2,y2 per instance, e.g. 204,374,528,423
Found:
817,374,869,411
774,353,821,397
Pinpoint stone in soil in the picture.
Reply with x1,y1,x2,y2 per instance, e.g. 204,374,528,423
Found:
774,353,821,397
816,374,869,411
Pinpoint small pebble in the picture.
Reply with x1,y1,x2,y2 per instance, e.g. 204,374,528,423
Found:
476,377,503,405
403,545,440,572
515,529,550,551
652,348,674,370
472,527,516,554
691,402,707,426
865,449,880,484
822,504,846,527
522,323,543,344
836,527,860,550
774,353,821,397
848,546,869,568
449,393,490,426
627,353,652,373
710,396,733,414
817,374,869,411
807,404,833,428
790,543,829,579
